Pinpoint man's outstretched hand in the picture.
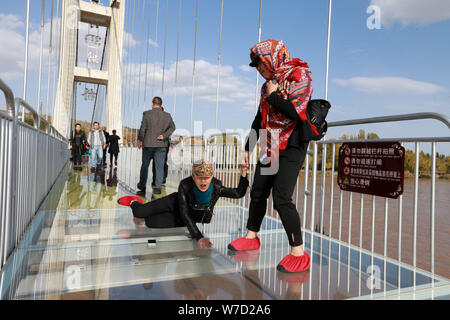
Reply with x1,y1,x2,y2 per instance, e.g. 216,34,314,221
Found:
137,140,143,149
198,238,212,249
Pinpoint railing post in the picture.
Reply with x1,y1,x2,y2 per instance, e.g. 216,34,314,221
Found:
310,141,318,254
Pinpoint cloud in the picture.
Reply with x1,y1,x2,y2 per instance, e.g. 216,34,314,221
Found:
333,76,445,95
239,65,253,73
123,59,257,107
370,0,450,27
123,31,137,47
0,14,63,81
148,38,158,48
0,13,24,30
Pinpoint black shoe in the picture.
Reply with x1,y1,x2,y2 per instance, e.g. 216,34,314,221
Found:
136,190,146,196
136,186,146,196
153,188,161,195
151,183,156,188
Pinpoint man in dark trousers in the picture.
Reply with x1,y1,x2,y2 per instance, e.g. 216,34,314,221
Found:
102,125,110,168
137,97,175,195
152,106,169,187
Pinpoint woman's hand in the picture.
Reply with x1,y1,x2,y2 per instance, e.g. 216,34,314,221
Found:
240,151,249,177
198,238,212,248
266,79,279,96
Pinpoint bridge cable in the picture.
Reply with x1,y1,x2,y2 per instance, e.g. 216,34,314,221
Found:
125,0,138,143
151,0,160,98
122,0,132,143
143,0,153,105
129,0,141,144
45,0,54,122
50,0,61,123
136,0,147,146
37,0,45,121
173,0,182,119
190,0,199,134
89,28,109,132
254,0,262,114
21,0,31,121
215,0,224,129
161,0,169,97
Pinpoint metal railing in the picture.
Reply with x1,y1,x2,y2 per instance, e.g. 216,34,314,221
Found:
0,78,70,269
115,112,450,287
305,113,450,289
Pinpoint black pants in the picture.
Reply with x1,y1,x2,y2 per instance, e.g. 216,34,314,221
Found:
110,153,118,165
103,147,108,165
247,144,308,247
152,146,169,185
72,147,82,166
131,192,185,228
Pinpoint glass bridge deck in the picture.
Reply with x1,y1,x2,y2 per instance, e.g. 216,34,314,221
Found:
1,165,448,300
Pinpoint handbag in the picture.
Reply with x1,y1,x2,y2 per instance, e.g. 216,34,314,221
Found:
300,99,331,142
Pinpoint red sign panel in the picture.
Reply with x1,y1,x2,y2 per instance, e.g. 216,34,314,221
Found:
337,142,405,199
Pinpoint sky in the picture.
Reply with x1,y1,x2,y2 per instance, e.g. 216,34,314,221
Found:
0,0,449,154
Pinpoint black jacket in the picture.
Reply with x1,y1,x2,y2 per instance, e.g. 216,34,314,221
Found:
103,130,110,146
70,130,87,156
177,175,249,240
108,134,121,154
245,92,308,152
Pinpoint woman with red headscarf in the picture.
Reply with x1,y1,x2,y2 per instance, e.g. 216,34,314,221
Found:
228,40,313,273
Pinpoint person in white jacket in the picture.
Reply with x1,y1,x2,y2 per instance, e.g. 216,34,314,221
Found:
87,121,107,171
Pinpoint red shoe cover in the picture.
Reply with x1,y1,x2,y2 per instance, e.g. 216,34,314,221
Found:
228,237,260,251
109,164,113,168
116,230,130,239
230,250,260,263
277,252,311,273
118,196,143,206
277,270,310,283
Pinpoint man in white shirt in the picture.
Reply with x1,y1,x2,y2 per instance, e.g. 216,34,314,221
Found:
88,121,107,171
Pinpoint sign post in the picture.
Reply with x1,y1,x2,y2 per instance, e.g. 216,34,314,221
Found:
338,142,405,199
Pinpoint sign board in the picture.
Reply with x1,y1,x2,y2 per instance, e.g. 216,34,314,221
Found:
337,142,405,199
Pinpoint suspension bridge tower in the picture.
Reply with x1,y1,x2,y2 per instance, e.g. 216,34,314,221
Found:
53,0,125,138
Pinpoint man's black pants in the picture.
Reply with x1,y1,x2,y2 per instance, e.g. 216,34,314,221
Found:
131,192,185,228
152,146,169,185
247,144,308,247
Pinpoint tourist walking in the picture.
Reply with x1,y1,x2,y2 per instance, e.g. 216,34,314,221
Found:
102,125,110,168
87,121,107,172
137,97,176,195
69,123,87,171
108,129,121,168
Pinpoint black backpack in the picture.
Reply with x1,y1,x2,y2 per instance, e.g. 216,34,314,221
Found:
300,99,331,142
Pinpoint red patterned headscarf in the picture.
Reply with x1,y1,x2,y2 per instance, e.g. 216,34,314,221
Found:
251,39,313,160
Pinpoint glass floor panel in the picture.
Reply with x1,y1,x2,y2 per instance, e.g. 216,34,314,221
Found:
1,165,448,300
